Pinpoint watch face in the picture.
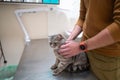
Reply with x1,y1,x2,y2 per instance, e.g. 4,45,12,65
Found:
80,45,86,50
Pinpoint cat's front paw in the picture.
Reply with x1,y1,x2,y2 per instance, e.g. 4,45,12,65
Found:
51,65,57,70
52,72,60,76
52,68,63,76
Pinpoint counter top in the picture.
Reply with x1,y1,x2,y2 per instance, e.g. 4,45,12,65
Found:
13,39,97,80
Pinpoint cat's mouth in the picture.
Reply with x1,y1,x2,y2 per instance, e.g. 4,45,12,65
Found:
50,43,58,48
50,45,56,48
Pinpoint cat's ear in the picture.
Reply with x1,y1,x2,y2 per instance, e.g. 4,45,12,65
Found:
58,34,63,38
58,34,63,39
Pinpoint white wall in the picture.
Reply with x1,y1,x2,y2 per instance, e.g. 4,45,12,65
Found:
0,3,49,66
48,10,71,36
0,4,25,66
21,11,48,39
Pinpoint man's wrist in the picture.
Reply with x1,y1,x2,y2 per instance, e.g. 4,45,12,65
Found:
79,41,88,52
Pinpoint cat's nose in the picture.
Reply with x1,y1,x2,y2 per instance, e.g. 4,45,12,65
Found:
51,45,54,47
51,44,55,48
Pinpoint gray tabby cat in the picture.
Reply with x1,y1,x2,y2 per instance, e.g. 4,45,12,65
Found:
49,34,73,75
49,34,89,75
68,52,89,72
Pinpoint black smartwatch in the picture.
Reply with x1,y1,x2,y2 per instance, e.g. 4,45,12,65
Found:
79,41,87,51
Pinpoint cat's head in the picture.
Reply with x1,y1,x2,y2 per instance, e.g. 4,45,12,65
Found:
49,34,64,48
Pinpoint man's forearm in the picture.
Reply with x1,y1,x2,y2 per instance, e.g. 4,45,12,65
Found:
86,28,115,51
67,25,82,40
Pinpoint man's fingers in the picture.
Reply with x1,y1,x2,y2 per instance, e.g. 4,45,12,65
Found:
58,40,73,58
65,40,71,43
60,43,69,49
61,52,69,56
64,54,73,58
59,52,72,58
59,48,70,54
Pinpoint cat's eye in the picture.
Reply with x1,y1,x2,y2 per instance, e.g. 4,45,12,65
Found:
50,42,52,45
54,43,57,45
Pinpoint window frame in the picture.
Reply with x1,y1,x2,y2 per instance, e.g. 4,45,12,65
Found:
0,0,59,4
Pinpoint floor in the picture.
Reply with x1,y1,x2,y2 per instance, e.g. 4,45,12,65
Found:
13,39,97,80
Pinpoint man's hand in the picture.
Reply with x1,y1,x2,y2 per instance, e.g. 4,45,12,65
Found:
59,40,83,58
